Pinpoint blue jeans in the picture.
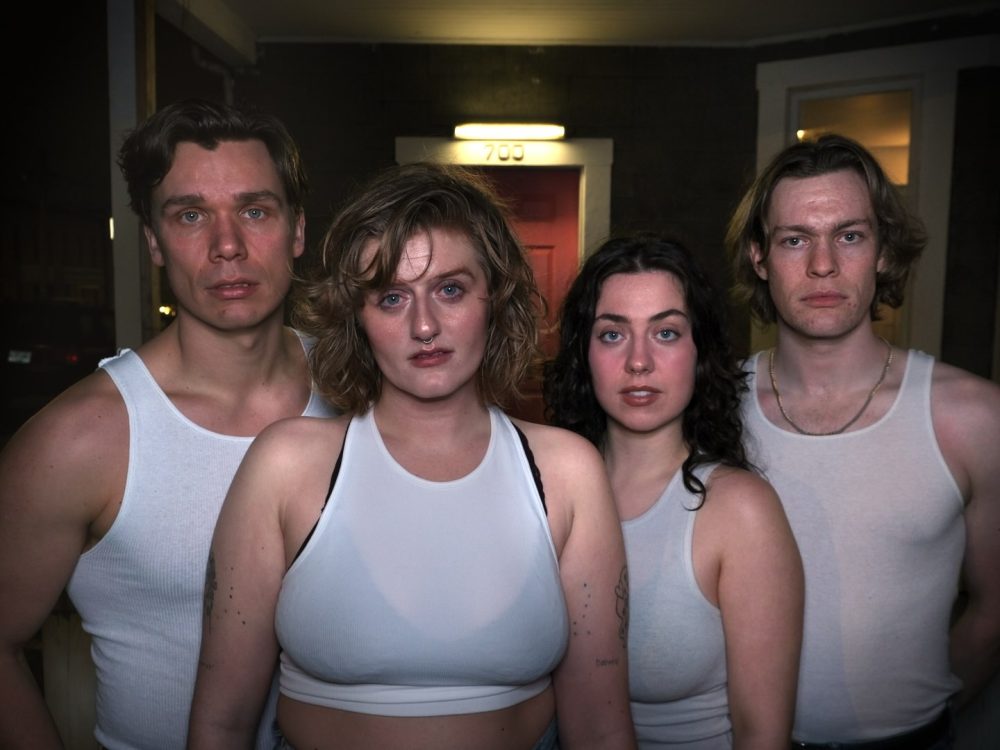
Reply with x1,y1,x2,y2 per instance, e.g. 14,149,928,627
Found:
532,718,559,750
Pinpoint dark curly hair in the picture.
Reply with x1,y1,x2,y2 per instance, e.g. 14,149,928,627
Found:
544,234,752,504
293,162,544,415
726,133,926,325
117,98,308,227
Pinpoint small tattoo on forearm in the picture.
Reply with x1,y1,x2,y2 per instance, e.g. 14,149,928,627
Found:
203,551,218,630
595,657,620,667
615,565,629,645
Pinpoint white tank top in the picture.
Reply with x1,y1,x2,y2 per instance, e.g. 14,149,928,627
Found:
275,407,569,717
66,344,334,750
623,463,731,749
742,349,963,742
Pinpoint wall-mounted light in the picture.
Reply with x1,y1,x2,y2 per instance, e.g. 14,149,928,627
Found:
453,122,565,141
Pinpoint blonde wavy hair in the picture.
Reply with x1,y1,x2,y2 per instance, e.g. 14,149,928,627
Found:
292,162,545,415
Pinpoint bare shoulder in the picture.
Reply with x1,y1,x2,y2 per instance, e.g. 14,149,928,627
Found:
698,466,798,578
930,360,1000,498
254,411,350,445
509,418,605,481
508,418,618,560
703,465,787,527
243,413,351,476
0,368,128,539
931,359,1000,423
1,369,126,487
225,414,352,556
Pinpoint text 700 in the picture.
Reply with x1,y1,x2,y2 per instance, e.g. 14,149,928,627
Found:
482,143,525,161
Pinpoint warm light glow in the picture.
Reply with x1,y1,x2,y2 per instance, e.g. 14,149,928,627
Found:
159,305,177,317
796,129,806,141
453,123,565,141
109,217,115,241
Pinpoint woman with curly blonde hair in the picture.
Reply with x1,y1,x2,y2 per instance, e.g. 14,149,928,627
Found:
189,162,636,750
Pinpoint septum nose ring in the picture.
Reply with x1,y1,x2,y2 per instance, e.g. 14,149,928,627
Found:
421,336,434,345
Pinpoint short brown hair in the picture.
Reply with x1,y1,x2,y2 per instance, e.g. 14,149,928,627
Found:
117,98,307,227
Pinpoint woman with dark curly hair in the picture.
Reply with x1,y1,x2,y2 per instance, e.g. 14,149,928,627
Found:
189,162,636,750
544,234,803,749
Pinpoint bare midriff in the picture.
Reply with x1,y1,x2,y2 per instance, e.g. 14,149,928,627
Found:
276,685,555,750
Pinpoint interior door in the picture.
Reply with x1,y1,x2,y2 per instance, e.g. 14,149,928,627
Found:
479,166,581,423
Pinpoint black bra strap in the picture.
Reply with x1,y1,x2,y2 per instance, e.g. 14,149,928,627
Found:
512,423,548,516
291,422,348,564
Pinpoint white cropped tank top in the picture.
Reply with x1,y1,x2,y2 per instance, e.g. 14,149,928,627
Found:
275,407,569,717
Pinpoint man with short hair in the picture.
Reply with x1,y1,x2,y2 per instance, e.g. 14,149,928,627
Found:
0,99,335,749
727,133,1000,748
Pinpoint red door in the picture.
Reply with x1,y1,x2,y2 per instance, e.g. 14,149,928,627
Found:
478,167,581,423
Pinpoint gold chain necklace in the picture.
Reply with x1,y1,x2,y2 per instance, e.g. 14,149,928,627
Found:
768,337,894,436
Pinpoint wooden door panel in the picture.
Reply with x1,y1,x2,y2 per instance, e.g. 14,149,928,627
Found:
479,167,580,423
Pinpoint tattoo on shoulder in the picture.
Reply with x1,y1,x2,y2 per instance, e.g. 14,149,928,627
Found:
203,551,217,629
615,565,629,645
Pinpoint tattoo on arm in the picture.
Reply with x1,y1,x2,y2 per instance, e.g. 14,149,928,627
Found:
615,565,629,645
203,550,218,630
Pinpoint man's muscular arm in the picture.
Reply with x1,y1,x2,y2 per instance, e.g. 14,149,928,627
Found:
0,373,126,748
936,365,1000,707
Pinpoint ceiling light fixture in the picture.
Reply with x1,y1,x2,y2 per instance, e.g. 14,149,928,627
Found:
453,123,565,141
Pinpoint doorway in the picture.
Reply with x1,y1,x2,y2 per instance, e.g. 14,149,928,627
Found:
480,166,581,422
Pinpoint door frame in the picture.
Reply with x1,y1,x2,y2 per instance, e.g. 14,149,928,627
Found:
754,35,1000,357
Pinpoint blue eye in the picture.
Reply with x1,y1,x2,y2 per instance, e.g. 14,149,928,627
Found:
379,293,402,308
598,330,621,343
656,329,679,341
246,207,265,220
441,283,463,298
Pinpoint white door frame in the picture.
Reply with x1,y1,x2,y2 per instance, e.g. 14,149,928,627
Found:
755,35,1000,357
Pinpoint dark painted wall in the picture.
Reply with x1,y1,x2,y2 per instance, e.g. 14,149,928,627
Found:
196,9,997,357
943,66,1000,378
4,5,111,306
6,5,997,364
